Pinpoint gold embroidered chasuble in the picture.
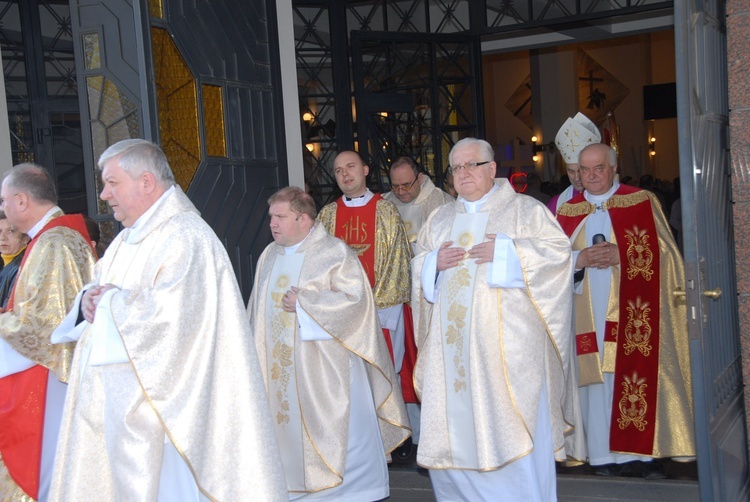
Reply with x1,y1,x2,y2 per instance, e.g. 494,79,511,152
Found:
318,196,411,309
412,180,575,471
0,210,96,501
248,223,411,494
0,210,95,380
558,187,695,460
49,188,286,501
383,177,454,245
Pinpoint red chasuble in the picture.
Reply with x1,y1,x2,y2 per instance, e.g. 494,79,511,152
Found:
558,185,661,455
0,214,92,499
333,194,396,360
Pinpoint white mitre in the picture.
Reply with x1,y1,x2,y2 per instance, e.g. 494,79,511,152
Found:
555,112,601,165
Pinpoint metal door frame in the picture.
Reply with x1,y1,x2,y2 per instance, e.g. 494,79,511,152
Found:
675,0,750,499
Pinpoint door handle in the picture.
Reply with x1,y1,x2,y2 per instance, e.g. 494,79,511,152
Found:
703,288,722,299
673,290,686,298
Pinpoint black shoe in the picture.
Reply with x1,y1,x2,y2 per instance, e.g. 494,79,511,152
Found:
593,463,622,476
393,438,414,462
641,461,667,480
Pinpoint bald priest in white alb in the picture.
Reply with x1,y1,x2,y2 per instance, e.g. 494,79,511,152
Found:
248,186,411,500
549,112,601,214
49,139,286,501
412,137,575,501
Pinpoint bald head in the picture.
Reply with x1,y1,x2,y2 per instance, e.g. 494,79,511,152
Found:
1,164,58,233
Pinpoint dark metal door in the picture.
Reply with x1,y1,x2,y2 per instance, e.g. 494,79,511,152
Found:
70,0,287,299
351,31,483,190
1,0,87,214
675,1,750,500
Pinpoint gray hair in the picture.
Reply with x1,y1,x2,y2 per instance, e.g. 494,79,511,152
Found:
449,138,495,166
578,143,617,167
4,163,57,204
98,139,176,186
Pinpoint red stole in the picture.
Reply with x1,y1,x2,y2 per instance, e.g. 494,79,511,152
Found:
333,194,396,361
558,186,661,455
0,214,92,498
334,194,381,288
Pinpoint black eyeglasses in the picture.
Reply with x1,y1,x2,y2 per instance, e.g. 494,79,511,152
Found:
449,161,490,173
391,177,419,192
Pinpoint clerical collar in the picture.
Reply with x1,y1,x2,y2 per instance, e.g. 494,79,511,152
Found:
345,194,365,201
126,185,175,242
27,206,62,239
459,184,499,214
342,189,374,207
585,181,620,211
283,225,315,255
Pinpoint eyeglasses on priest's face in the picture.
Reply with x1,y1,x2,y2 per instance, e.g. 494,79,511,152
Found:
391,177,419,192
448,161,490,174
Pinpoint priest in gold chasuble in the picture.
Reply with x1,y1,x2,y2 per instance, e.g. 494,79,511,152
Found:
48,140,286,501
249,187,410,500
557,143,695,477
412,138,574,501
318,151,412,400
0,164,96,502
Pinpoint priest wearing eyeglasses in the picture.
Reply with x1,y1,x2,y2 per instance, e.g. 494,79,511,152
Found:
383,156,454,253
411,137,575,501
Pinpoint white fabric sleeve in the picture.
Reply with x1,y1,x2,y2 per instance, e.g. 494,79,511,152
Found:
89,288,129,365
297,301,333,341
421,247,440,303
487,234,526,288
378,304,403,331
51,288,87,344
0,338,35,378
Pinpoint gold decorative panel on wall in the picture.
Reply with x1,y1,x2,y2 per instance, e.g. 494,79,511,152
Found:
202,84,226,157
148,0,164,19
151,27,200,190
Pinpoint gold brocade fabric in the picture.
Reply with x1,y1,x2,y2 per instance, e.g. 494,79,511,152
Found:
0,453,34,501
0,218,96,382
383,177,454,243
49,188,287,501
0,211,96,501
564,190,695,460
318,197,411,309
412,180,575,470
248,223,410,494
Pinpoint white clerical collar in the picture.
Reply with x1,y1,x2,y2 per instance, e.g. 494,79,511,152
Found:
27,206,62,239
283,226,315,255
127,185,175,240
584,181,620,211
342,189,374,207
459,184,498,214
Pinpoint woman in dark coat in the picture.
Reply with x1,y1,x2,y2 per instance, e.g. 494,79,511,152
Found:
0,211,29,307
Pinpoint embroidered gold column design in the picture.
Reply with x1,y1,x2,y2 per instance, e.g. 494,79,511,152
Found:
617,372,648,431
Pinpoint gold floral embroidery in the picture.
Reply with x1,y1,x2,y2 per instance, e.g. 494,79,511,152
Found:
623,297,652,356
445,266,471,393
624,226,654,281
270,276,295,425
617,372,648,431
604,190,650,210
557,201,595,217
580,335,592,352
